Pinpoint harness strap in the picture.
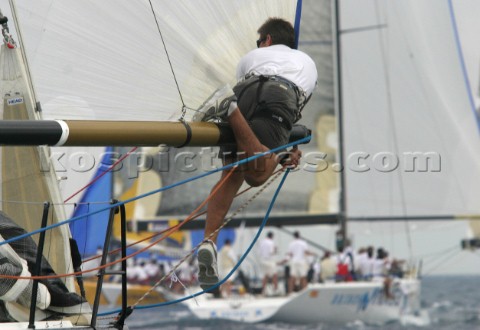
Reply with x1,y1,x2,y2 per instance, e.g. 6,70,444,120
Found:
240,74,309,123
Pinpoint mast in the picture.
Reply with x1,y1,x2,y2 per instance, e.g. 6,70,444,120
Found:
333,0,347,245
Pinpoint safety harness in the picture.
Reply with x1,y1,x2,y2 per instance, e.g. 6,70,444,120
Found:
238,73,310,124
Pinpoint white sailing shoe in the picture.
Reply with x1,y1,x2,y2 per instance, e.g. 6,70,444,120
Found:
197,240,219,290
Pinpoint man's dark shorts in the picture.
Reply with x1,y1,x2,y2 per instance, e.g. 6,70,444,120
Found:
220,75,298,160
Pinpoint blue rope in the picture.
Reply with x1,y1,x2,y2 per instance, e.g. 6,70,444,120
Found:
99,168,291,316
0,136,310,247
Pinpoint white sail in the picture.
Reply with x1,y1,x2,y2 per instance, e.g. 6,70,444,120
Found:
450,0,480,240
0,1,304,326
6,0,297,122
340,0,480,217
3,0,479,326
0,42,74,283
329,0,480,275
452,0,480,112
0,0,304,217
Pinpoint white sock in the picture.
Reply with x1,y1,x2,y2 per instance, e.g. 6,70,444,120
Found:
227,101,238,117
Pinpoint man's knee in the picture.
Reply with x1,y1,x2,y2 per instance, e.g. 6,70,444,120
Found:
245,172,270,187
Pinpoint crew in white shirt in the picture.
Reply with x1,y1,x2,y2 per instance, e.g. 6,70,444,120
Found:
286,231,314,293
358,246,375,280
258,231,278,295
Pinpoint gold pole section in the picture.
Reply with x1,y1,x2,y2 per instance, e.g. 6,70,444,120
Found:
64,121,223,146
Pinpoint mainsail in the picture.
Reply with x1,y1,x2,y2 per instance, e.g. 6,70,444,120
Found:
340,0,480,217
335,0,480,271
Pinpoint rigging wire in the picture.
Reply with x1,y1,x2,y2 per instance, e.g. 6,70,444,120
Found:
0,164,239,281
411,244,461,259
422,247,461,275
373,1,414,259
129,169,285,309
0,136,308,281
0,136,310,248
0,165,283,291
147,0,188,120
81,179,261,264
63,146,138,203
100,168,291,316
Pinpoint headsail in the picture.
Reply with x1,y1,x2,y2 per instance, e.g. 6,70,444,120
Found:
1,0,334,224
10,0,297,122
0,40,74,289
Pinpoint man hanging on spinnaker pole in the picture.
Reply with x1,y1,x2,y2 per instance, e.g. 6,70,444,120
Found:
194,17,318,290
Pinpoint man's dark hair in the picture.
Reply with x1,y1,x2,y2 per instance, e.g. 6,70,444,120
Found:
367,246,374,258
267,231,273,239
293,231,300,239
257,17,295,48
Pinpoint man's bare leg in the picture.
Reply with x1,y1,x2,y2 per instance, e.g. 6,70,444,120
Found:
273,273,278,291
300,276,308,290
204,168,244,243
199,106,301,289
288,276,295,294
198,166,244,290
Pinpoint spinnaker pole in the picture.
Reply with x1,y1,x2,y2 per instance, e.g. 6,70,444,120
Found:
0,119,311,147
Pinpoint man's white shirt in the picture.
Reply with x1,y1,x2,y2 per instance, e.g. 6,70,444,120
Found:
258,238,276,259
237,44,318,97
288,238,309,262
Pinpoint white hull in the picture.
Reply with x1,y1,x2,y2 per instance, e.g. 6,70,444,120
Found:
185,278,421,324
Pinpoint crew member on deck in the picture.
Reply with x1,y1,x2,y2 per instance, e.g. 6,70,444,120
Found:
319,251,336,283
285,231,314,294
358,246,375,281
258,231,279,295
218,239,237,297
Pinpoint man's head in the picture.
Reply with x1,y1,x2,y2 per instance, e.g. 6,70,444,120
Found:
367,246,374,258
293,231,300,239
267,231,274,239
257,17,295,49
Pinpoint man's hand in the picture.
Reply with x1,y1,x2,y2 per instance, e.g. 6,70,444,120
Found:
281,146,302,168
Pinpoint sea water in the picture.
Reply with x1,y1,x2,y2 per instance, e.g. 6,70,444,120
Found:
124,276,479,330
